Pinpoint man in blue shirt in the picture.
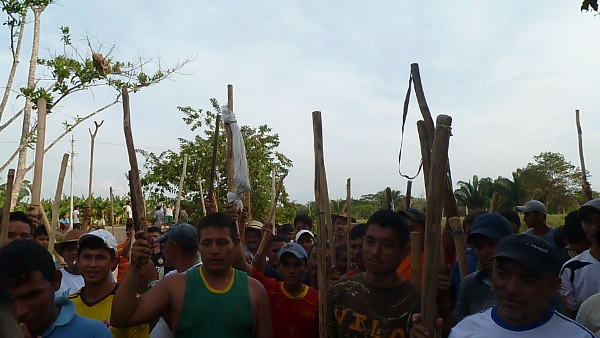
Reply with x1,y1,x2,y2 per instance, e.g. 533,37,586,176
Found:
0,240,111,338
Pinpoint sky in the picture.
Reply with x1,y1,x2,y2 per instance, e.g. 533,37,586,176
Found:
1,1,600,206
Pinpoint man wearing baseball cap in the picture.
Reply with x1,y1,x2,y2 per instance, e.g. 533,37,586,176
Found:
412,234,594,338
295,229,315,255
232,240,318,338
153,223,199,276
244,220,264,261
561,198,600,317
68,229,149,337
517,200,557,249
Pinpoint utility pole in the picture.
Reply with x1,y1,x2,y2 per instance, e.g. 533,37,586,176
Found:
69,135,75,230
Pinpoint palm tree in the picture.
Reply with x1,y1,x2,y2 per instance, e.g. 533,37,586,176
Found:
495,171,527,211
454,175,489,211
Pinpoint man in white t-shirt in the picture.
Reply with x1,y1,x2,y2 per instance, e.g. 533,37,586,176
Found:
561,198,600,317
125,201,134,227
164,205,174,223
411,234,595,338
72,206,81,230
54,229,85,298
517,200,557,249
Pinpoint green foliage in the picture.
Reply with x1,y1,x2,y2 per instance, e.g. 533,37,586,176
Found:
138,99,293,223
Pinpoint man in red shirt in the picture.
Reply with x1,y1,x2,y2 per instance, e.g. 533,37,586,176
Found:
234,239,318,338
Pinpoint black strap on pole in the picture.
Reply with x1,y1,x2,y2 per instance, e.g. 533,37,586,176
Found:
398,72,423,180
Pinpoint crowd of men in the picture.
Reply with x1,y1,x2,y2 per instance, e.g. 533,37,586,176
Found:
1,197,600,337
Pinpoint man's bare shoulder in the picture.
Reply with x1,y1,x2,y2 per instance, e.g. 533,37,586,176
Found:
248,276,267,294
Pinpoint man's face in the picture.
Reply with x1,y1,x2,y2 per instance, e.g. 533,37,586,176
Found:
471,235,500,272
582,209,600,245
492,258,559,325
307,246,331,277
61,242,79,271
523,212,541,228
363,223,408,276
267,241,286,268
297,234,314,254
283,232,294,243
7,221,31,244
334,218,347,237
336,250,348,275
245,229,261,253
405,219,425,247
295,222,310,232
199,226,238,275
77,247,117,285
278,253,306,288
349,237,364,270
148,231,161,249
35,235,49,248
10,271,60,337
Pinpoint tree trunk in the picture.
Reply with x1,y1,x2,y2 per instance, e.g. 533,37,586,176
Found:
11,6,45,209
0,15,27,123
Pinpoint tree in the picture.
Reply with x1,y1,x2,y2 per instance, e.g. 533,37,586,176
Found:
494,171,527,212
0,2,191,209
454,175,489,211
138,99,293,223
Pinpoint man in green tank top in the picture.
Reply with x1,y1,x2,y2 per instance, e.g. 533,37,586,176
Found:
110,213,273,338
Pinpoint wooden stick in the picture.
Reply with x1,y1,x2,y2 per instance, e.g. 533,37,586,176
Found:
83,120,104,232
207,114,221,210
346,178,352,271
422,115,453,337
448,216,469,279
50,154,69,254
411,231,421,287
386,187,394,211
252,173,287,265
122,88,146,233
175,154,188,223
489,192,500,213
313,111,332,338
405,180,412,210
109,187,115,235
417,121,432,193
31,98,50,235
1,169,15,247
197,175,207,216
225,84,235,193
411,64,435,144
576,110,593,201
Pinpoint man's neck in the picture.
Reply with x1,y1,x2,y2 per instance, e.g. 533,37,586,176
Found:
334,235,347,246
201,266,234,289
282,282,305,298
64,265,80,275
589,244,600,261
151,246,160,254
530,223,551,236
83,278,116,303
175,254,199,272
308,273,318,289
363,270,403,288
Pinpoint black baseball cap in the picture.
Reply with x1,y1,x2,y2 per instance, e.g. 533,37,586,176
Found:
398,208,426,223
467,213,513,243
493,234,560,277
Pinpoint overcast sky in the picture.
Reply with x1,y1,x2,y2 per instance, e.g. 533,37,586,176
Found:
1,1,599,206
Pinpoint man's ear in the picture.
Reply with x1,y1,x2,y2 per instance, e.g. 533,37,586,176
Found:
233,237,241,247
52,270,62,292
111,254,119,271
547,276,561,297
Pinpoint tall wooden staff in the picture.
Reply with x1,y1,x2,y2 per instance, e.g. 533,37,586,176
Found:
421,115,453,337
252,173,287,265
207,114,221,213
405,180,412,210
576,110,593,201
386,187,394,211
489,192,500,213
346,178,352,270
109,187,115,235
448,216,469,279
83,120,104,231
1,169,15,247
31,98,51,235
410,231,421,286
50,154,69,253
197,175,207,216
313,111,333,338
175,154,188,223
122,88,146,233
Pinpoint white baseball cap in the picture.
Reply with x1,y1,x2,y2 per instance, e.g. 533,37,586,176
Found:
78,229,118,253
295,229,315,242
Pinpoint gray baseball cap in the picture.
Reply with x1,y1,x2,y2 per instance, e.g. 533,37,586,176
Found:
155,223,198,246
578,198,600,220
516,200,548,214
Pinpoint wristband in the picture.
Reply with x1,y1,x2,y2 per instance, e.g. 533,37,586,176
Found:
147,279,159,289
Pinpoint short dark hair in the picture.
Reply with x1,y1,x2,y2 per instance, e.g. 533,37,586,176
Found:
196,213,238,240
32,225,48,238
0,240,55,288
294,214,312,228
564,211,587,244
9,211,33,230
335,243,347,258
500,210,521,225
463,211,486,230
366,210,409,246
349,223,368,240
270,235,288,245
147,226,162,234
77,237,116,259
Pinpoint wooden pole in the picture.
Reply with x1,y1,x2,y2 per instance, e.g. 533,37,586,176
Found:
253,173,287,265
109,187,115,235
313,111,333,338
405,180,412,210
346,178,352,271
489,192,500,213
386,187,394,211
225,84,235,193
83,120,103,231
50,154,69,253
122,88,146,233
1,169,15,247
31,98,50,235
410,231,422,287
175,154,188,223
448,216,469,279
576,110,593,201
421,115,453,337
207,114,221,210
197,175,207,216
